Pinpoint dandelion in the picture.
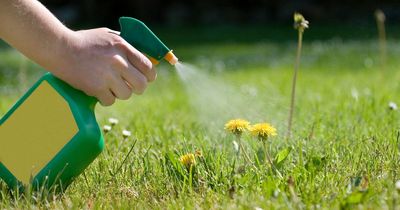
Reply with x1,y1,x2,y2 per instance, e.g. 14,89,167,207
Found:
224,119,250,136
122,129,131,138
179,153,196,168
103,125,112,133
225,119,253,165
250,123,277,141
251,123,277,167
109,118,119,126
287,12,308,138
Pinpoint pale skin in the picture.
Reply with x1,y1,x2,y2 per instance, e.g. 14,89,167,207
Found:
0,0,156,106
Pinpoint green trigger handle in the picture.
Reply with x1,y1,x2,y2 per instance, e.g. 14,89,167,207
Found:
119,17,178,65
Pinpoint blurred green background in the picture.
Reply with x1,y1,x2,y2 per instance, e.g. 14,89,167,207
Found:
35,0,400,27
1,1,400,131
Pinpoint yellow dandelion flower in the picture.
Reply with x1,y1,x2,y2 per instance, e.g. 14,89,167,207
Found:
250,123,277,140
224,119,250,135
179,153,196,168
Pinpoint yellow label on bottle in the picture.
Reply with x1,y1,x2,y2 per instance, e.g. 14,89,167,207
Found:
0,81,78,185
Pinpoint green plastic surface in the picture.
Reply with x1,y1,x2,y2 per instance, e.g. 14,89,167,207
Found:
0,17,172,191
119,17,171,60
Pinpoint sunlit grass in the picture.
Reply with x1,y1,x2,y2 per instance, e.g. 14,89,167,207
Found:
1,33,400,209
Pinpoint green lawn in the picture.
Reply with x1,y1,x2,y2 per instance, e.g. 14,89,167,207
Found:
1,26,400,209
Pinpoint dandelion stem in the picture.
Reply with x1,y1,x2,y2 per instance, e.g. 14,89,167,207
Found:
263,140,268,164
240,143,253,164
287,30,303,139
263,140,273,167
263,140,283,178
236,134,253,165
188,165,194,191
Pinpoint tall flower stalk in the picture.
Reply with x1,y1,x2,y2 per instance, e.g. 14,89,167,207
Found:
375,9,387,72
287,13,309,139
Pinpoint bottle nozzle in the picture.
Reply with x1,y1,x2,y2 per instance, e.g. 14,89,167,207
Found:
164,51,178,65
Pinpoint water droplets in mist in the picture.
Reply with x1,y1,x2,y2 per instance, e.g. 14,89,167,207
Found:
174,62,284,130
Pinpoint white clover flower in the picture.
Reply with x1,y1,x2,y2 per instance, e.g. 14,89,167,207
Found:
396,180,400,190
122,129,131,138
103,125,112,133
108,118,119,126
351,88,359,101
389,102,398,110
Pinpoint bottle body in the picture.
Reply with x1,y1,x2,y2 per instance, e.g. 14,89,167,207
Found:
0,73,104,191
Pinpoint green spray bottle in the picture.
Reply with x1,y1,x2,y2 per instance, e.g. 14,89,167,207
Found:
0,17,178,191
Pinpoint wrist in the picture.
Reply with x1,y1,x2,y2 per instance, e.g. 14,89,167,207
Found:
49,29,80,74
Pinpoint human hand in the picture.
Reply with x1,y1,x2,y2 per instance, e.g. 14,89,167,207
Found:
53,28,156,106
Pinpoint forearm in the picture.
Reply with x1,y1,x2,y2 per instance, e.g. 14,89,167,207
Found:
0,0,74,72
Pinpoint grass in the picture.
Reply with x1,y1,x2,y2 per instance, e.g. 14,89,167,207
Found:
1,25,400,209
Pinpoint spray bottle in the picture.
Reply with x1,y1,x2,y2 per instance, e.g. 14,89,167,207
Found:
0,17,178,191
